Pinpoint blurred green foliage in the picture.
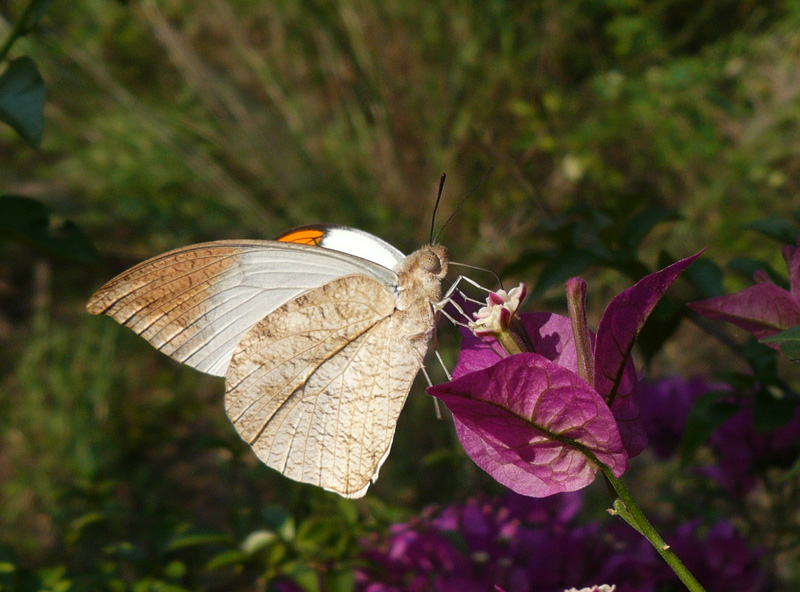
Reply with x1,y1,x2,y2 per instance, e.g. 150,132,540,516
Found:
2,0,800,589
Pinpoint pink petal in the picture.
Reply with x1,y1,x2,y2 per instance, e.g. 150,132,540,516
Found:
429,353,628,497
784,238,800,302
688,282,800,341
594,251,703,456
453,312,581,379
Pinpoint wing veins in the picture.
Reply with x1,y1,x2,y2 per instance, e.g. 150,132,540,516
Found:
92,252,242,315
248,317,384,461
226,313,373,396
135,264,249,335
116,254,241,325
277,324,380,483
227,294,388,391
305,320,385,486
166,288,264,361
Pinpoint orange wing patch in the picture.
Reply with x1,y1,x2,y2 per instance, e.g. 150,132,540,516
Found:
276,228,325,246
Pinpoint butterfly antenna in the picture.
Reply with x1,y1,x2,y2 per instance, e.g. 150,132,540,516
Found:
430,173,447,244
433,166,495,244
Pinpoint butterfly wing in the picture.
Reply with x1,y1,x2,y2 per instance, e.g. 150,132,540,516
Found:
225,274,428,498
275,224,405,271
86,240,398,377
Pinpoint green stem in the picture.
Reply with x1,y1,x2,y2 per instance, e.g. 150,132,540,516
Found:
520,427,707,590
496,325,525,355
599,465,708,592
0,0,38,63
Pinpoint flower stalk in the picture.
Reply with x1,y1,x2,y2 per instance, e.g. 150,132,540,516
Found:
600,467,708,592
562,437,708,592
566,278,595,386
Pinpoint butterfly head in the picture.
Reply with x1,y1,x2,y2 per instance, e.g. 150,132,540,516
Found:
419,244,448,277
394,244,449,309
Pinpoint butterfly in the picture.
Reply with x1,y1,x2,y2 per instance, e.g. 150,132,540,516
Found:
87,224,449,498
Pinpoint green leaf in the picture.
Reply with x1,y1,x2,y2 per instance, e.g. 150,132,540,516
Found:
779,455,800,483
530,249,607,298
684,257,725,298
264,541,288,566
66,511,105,545
335,498,359,526
761,324,800,363
132,579,189,592
680,392,740,465
753,390,796,431
324,568,355,592
241,530,277,554
205,549,248,571
742,337,778,383
421,448,456,466
636,298,684,364
608,254,651,283
166,531,230,551
163,560,186,580
743,218,800,245
0,57,46,148
0,195,100,264
38,565,70,589
260,506,295,540
69,511,105,531
294,517,349,558
103,541,145,562
28,0,57,28
726,258,785,286
280,563,319,592
619,206,681,250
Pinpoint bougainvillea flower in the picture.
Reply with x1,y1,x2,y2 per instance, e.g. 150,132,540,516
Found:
638,376,719,459
429,252,702,497
432,352,629,496
703,403,800,496
688,237,800,343
663,520,766,592
639,375,800,494
356,494,767,592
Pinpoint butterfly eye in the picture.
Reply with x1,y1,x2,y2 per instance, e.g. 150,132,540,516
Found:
420,250,442,274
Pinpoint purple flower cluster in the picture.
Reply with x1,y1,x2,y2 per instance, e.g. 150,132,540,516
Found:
638,376,718,459
705,403,800,496
639,376,800,495
356,493,767,592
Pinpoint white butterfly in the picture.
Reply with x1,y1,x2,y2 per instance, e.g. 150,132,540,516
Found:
87,225,449,498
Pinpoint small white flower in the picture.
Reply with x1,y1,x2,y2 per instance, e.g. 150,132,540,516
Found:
470,283,527,336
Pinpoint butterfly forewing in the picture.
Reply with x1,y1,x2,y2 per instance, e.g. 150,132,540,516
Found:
225,274,427,498
86,241,398,377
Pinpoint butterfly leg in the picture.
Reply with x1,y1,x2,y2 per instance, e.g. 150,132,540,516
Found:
435,276,489,327
419,364,444,419
440,274,492,305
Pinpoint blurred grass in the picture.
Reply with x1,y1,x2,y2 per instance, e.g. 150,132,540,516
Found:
2,0,800,588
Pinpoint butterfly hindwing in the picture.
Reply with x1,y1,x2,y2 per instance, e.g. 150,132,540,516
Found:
224,274,427,498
